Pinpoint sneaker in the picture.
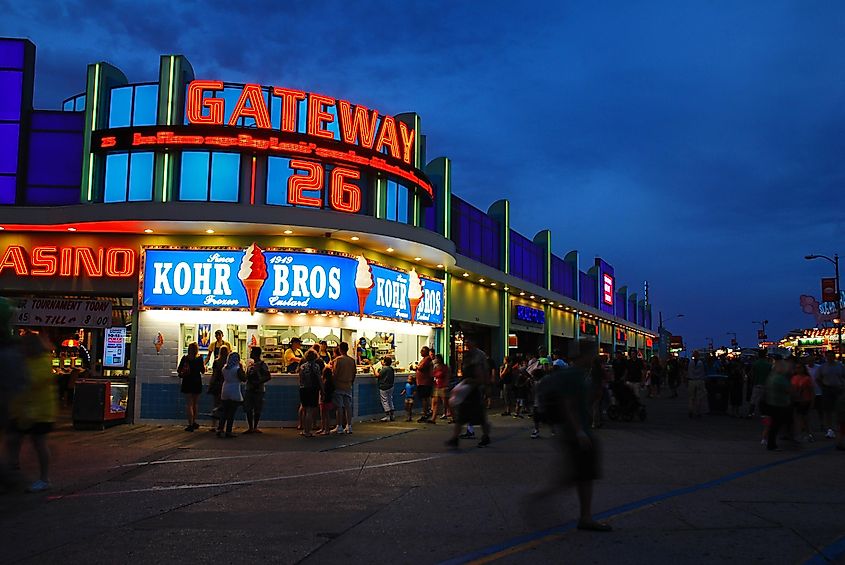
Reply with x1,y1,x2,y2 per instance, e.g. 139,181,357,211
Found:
184,425,195,432
760,439,767,447
192,422,200,430
26,480,50,493
445,437,459,448
417,416,429,423
458,431,476,439
330,426,342,434
477,435,491,448
531,430,540,439
826,428,836,439
344,426,352,434
380,416,390,422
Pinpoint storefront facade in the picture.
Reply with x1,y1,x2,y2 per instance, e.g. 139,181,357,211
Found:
0,38,656,423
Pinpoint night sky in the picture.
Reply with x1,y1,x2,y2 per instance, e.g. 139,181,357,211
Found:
2,1,843,351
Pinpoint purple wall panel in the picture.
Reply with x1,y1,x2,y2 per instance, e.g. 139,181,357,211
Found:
0,40,25,68
0,124,19,174
25,186,79,205
551,255,575,299
26,131,83,186
0,176,15,204
579,271,597,307
615,292,626,318
30,111,84,132
0,71,23,120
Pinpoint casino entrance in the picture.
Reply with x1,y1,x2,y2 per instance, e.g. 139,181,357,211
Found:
10,294,135,428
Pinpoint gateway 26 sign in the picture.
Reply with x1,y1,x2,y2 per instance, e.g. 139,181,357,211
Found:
141,246,444,325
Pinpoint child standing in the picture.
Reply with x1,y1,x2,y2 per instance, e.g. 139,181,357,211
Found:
401,375,417,422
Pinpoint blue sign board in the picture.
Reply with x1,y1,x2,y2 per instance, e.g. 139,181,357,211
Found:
141,247,444,325
514,304,545,325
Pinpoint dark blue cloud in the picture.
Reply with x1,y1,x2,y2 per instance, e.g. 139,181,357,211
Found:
2,0,843,350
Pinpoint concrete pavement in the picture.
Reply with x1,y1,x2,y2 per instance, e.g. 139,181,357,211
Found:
1,392,843,564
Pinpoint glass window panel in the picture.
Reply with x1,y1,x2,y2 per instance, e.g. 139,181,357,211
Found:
270,95,282,130
132,85,158,126
75,95,86,112
0,176,15,204
210,152,240,202
0,71,22,121
397,183,408,223
266,157,291,206
385,180,397,221
128,152,154,201
103,153,129,203
179,151,210,201
108,87,132,128
0,124,19,174
222,87,243,126
62,100,73,112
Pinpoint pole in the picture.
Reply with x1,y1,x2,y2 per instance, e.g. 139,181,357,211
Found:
836,254,841,358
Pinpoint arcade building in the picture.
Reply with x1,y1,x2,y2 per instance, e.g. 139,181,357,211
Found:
0,38,656,425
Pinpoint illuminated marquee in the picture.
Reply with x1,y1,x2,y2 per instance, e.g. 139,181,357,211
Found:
0,245,136,277
602,274,614,306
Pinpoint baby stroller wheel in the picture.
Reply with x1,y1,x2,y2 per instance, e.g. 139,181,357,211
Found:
607,405,620,421
638,407,647,421
621,410,634,422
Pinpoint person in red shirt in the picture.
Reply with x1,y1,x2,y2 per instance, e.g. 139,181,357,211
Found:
791,362,814,442
415,347,434,422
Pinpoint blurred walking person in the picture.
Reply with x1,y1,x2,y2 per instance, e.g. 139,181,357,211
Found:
790,362,814,442
688,352,708,418
765,360,792,451
5,332,56,492
817,351,844,439
525,348,612,532
445,336,491,448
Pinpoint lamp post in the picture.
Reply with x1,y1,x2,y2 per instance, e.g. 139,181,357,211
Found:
805,253,841,357
727,332,737,349
706,337,714,351
657,312,684,359
752,320,769,346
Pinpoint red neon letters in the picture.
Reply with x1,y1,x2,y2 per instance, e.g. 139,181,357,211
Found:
602,274,614,306
286,160,362,214
185,80,415,165
0,246,136,278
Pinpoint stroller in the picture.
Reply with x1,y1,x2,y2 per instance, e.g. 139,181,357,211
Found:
607,381,647,422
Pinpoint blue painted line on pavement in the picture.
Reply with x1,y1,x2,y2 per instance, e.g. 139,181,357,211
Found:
804,534,845,564
440,445,835,565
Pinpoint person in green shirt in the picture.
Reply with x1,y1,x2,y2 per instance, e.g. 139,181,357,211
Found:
764,359,792,451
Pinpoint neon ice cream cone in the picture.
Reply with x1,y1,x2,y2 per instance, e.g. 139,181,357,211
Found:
238,243,268,315
354,255,374,319
408,269,423,324
154,332,164,353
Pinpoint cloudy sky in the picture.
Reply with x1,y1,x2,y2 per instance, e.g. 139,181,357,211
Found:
3,0,844,350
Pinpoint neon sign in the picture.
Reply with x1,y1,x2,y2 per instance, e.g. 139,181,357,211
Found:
185,81,416,166
602,274,614,306
0,245,136,277
514,305,545,325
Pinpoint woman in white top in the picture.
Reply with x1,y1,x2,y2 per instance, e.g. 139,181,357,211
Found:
217,352,246,438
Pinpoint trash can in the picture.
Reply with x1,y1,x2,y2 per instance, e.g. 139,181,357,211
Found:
705,375,729,414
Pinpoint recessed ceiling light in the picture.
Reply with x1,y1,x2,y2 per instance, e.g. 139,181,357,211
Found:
350,236,360,241
549,301,554,305
490,282,497,286
304,248,316,253
479,278,485,283
205,229,214,234
298,312,307,316
67,227,77,232
463,272,470,277
144,228,153,233
530,295,535,299
283,229,293,235
541,299,546,303
519,292,525,296
414,257,422,261
436,264,444,268
386,247,394,252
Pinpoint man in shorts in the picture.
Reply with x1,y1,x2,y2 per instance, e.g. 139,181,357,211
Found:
331,342,356,434
526,347,612,532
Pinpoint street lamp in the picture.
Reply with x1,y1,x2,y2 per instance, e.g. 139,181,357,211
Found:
727,332,737,348
752,320,769,345
706,337,714,351
657,312,684,359
805,253,841,357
